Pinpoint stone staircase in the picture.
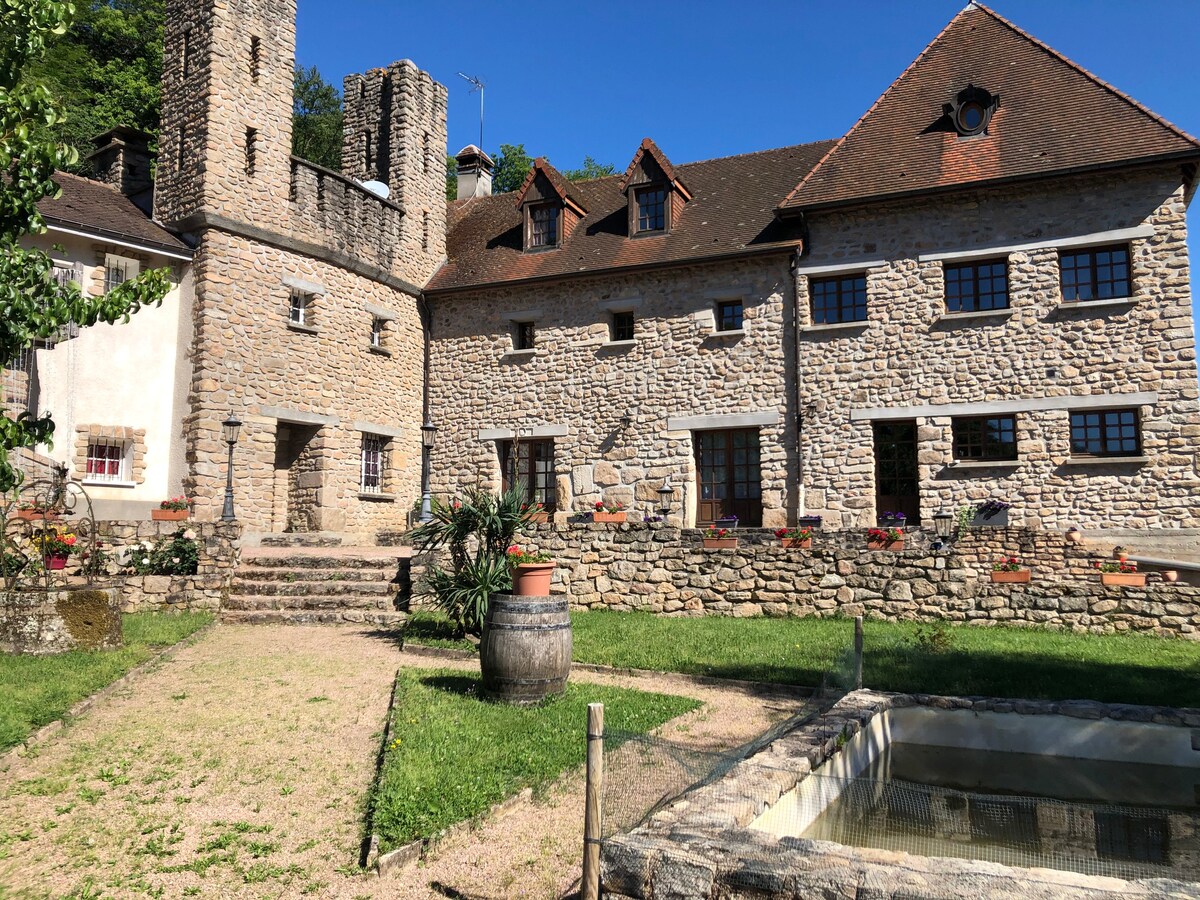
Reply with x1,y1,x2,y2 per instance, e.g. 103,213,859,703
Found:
222,545,410,626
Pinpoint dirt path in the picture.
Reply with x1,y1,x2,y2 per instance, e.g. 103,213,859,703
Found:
0,626,809,899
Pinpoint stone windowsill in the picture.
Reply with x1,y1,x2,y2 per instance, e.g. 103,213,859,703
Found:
601,339,637,350
1056,297,1138,313
708,328,748,338
801,321,869,333
359,492,396,502
288,322,320,335
938,308,1014,322
368,345,392,357
947,459,1021,469
82,479,137,489
1061,455,1150,466
502,349,539,360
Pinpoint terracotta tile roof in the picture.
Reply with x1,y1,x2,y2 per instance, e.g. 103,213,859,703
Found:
38,172,191,253
428,140,835,293
513,157,587,215
779,3,1200,213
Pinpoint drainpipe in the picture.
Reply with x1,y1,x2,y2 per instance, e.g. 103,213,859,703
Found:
418,293,433,522
790,243,808,517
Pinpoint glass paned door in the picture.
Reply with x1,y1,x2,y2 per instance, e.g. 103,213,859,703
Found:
873,420,921,524
695,429,762,526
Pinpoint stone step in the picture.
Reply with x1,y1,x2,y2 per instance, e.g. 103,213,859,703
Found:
231,579,395,596
239,554,404,570
230,567,394,583
220,609,408,627
224,594,399,612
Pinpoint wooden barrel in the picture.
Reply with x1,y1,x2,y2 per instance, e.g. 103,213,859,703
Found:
480,593,572,705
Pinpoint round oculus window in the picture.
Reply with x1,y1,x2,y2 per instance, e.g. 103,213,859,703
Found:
956,101,987,134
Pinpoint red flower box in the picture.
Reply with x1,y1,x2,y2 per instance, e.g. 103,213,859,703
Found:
592,511,627,524
990,569,1031,584
781,538,812,549
867,539,905,551
703,538,738,550
152,509,189,521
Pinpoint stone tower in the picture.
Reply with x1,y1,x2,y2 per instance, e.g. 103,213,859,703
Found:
156,0,296,231
342,61,449,283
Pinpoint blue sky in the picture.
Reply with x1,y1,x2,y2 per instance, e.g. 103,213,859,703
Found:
296,0,1200,322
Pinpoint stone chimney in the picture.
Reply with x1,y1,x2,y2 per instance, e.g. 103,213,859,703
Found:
455,144,494,199
87,127,155,211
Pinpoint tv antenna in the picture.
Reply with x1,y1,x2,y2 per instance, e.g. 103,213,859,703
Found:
457,72,486,150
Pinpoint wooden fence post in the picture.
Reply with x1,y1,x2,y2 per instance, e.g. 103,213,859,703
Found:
854,615,864,690
582,702,604,900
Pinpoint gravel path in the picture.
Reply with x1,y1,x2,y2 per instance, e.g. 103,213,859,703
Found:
0,625,810,899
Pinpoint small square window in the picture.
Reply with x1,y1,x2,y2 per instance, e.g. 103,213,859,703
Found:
528,203,559,249
811,274,868,324
85,439,129,483
1060,244,1131,302
635,186,666,233
360,434,388,494
716,300,743,332
1095,812,1169,864
611,310,635,342
104,255,138,293
515,321,536,351
1069,408,1141,457
289,291,310,326
952,415,1017,461
370,317,385,348
945,259,1009,312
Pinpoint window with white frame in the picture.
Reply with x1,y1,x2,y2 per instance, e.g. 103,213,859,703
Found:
289,290,311,326
85,438,129,483
104,254,139,292
360,434,388,494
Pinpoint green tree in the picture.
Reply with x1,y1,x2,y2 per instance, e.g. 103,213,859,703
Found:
491,143,534,195
445,153,458,201
563,156,615,182
1,0,170,493
292,64,342,171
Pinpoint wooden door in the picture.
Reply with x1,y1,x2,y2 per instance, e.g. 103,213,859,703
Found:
873,420,921,525
694,429,762,527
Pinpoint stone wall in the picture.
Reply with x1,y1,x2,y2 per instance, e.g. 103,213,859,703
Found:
0,588,123,655
511,524,1199,637
427,257,797,527
796,166,1200,531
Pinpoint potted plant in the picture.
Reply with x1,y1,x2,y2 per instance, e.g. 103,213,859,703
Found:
702,526,737,549
1096,559,1146,587
521,502,549,524
775,526,814,549
1112,546,1129,562
507,545,556,596
152,496,190,521
877,511,907,528
990,556,1031,584
592,500,627,524
1065,525,1083,544
866,527,904,551
35,526,77,570
13,501,58,522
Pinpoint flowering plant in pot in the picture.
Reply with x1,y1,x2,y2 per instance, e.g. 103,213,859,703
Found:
703,526,737,549
775,526,814,549
34,526,76,569
866,527,904,551
520,501,549,524
507,545,556,596
1096,559,1146,587
14,500,58,522
877,511,907,527
591,499,627,524
990,556,1031,584
153,496,190,521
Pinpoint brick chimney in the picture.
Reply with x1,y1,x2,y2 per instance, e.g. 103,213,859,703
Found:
455,144,494,199
87,127,156,212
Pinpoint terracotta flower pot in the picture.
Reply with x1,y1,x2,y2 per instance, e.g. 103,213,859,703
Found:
1065,527,1083,544
1114,552,1129,562
43,553,68,571
867,539,905,551
510,562,555,596
990,569,1031,584
15,509,58,522
1163,570,1179,583
525,511,549,524
781,538,812,549
592,511,627,524
152,509,189,521
703,538,738,550
1100,572,1147,587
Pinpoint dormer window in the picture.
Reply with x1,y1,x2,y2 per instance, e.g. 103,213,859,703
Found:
528,203,560,249
635,186,666,234
945,84,999,137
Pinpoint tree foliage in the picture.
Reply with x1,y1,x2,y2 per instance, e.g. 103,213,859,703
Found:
563,156,616,182
491,143,534,195
1,0,170,493
292,64,342,171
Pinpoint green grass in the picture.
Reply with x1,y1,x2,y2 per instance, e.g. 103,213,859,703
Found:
406,609,1200,708
370,668,698,851
404,610,476,652
0,611,212,751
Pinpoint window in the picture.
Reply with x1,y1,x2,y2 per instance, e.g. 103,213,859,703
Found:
364,129,374,173
501,439,556,511
370,317,385,348
245,127,257,177
811,274,868,325
85,439,128,483
289,291,310,326
249,36,260,81
635,186,666,233
1069,408,1141,458
514,321,536,351
52,262,77,288
181,29,193,77
104,255,137,292
1060,244,1131,302
1095,813,1169,864
528,203,559,249
952,415,1017,461
715,300,743,332
360,434,388,494
945,259,1008,312
611,310,635,342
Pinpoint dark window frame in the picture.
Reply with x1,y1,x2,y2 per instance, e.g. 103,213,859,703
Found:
944,258,1009,312
514,320,536,351
501,439,557,511
1069,408,1142,458
951,415,1018,461
360,433,389,494
810,273,868,325
633,184,667,235
1059,243,1132,302
715,299,744,332
611,310,636,342
526,202,561,251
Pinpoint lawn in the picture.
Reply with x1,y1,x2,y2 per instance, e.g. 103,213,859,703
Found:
369,667,699,851
406,609,1200,709
0,611,213,751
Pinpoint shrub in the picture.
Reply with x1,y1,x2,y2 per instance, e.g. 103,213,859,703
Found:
126,529,199,576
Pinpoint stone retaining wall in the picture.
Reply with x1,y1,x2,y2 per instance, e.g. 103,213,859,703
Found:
0,588,123,654
506,524,1200,637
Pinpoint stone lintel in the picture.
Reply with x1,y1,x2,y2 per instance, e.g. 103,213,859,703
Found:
260,406,339,427
352,421,407,439
283,275,326,296
916,224,1157,263
850,392,1159,422
666,411,780,432
363,301,398,321
478,424,569,441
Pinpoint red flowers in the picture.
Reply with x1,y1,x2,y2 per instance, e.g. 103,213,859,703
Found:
704,526,730,539
993,556,1022,572
867,527,902,543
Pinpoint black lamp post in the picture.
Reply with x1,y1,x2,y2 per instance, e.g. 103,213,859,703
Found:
220,414,242,522
419,419,437,523
657,478,674,518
